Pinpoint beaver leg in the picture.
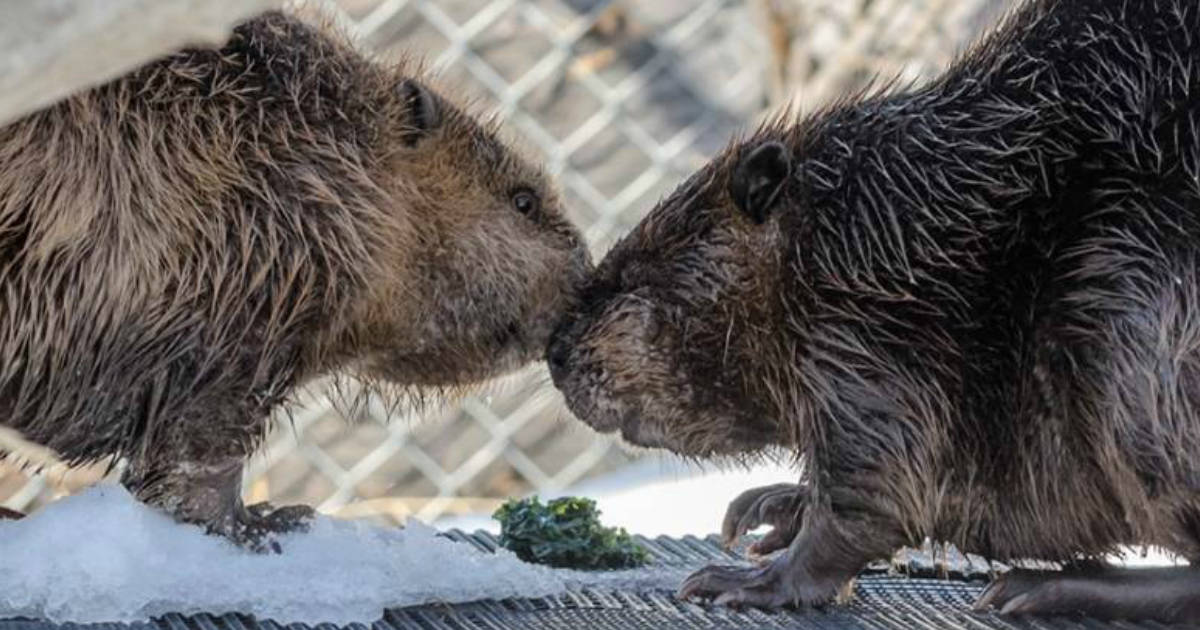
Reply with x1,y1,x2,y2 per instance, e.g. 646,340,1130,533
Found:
974,566,1200,622
121,456,313,553
679,507,885,608
721,482,807,556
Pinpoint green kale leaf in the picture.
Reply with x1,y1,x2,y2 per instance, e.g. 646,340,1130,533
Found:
492,496,649,570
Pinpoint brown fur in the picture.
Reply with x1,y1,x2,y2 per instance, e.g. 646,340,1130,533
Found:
550,0,1200,621
0,10,590,548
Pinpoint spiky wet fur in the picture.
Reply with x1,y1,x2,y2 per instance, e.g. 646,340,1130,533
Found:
551,0,1200,574
0,11,590,537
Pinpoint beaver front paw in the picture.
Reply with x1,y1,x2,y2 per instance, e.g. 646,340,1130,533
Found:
0,506,24,520
124,457,317,553
721,482,807,557
229,502,316,554
677,552,847,609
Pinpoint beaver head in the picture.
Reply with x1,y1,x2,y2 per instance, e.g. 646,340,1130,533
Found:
343,77,592,391
547,135,797,457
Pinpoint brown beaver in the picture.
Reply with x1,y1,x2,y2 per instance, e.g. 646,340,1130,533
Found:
0,10,590,551
547,0,1200,622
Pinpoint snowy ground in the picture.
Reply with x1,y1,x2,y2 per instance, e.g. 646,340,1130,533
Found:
0,484,691,626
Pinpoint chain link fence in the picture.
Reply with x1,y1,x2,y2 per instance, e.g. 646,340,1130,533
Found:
1,0,1009,526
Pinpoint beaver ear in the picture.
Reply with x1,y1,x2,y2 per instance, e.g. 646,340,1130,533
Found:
730,141,792,223
398,79,442,146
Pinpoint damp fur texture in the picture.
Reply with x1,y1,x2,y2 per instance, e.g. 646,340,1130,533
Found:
0,11,590,533
551,0,1200,580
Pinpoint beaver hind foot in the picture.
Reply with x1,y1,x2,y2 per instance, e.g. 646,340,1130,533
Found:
975,567,1200,623
122,458,314,554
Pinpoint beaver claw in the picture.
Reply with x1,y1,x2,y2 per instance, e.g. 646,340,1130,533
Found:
721,483,807,557
678,552,844,610
0,506,24,520
974,567,1200,623
973,569,1069,615
231,502,316,553
679,562,794,608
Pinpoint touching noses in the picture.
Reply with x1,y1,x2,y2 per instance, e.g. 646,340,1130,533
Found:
546,326,572,383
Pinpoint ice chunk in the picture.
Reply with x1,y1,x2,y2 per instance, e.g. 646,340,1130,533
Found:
0,484,687,625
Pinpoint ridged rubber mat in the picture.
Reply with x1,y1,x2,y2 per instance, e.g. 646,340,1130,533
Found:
1,531,1191,629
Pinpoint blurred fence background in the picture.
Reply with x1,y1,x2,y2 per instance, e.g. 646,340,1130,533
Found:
1,0,1010,527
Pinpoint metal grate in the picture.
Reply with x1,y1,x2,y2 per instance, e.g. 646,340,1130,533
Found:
1,0,1013,525
0,533,1170,630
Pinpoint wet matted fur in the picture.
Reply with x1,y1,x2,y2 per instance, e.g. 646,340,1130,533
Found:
549,0,1200,621
0,10,591,549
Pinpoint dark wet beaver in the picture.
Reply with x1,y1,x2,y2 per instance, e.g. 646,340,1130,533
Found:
548,0,1200,622
0,10,590,551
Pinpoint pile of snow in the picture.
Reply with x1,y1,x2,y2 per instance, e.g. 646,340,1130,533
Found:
0,484,690,626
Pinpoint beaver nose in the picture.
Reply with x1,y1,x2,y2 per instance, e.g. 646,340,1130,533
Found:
546,334,572,382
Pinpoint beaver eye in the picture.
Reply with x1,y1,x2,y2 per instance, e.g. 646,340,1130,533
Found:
511,189,539,216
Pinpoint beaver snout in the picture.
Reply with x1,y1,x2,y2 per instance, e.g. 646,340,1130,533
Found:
545,319,577,386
